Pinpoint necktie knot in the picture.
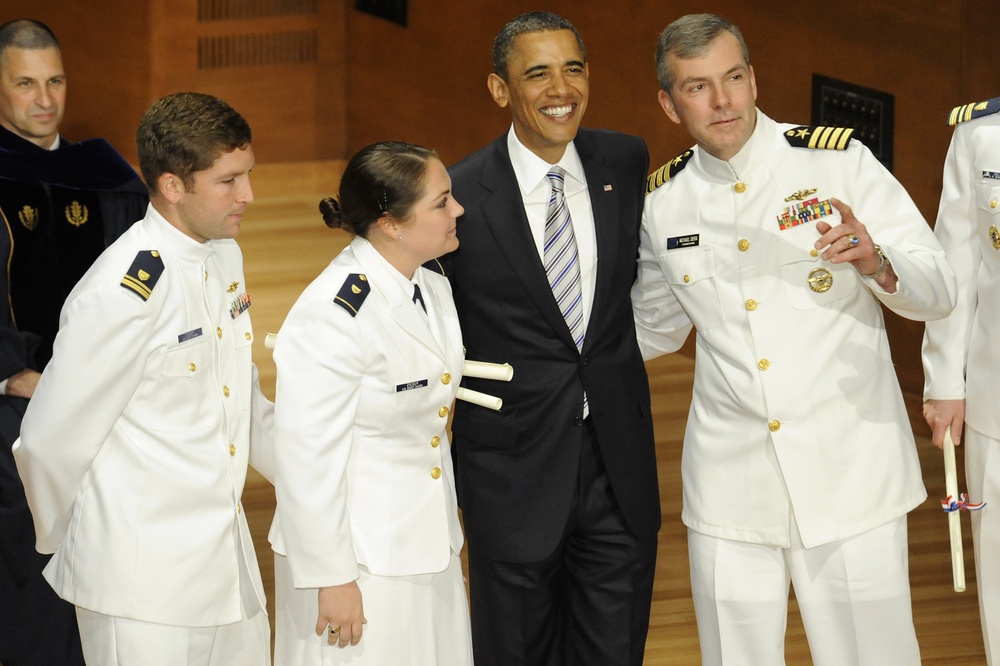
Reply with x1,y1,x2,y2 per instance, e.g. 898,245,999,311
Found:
546,167,565,195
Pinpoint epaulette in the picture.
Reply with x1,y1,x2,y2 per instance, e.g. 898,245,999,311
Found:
120,250,164,301
784,126,854,150
948,96,1000,126
421,257,446,275
333,273,370,317
646,150,693,194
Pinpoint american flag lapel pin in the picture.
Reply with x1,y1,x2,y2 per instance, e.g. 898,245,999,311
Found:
603,184,613,192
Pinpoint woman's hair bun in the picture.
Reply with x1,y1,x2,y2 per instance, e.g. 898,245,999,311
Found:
319,196,345,230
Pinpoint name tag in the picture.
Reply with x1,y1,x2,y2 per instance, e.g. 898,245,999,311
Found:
983,170,1000,180
667,234,699,249
178,328,203,343
396,379,428,392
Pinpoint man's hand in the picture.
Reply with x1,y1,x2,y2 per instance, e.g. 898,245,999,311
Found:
923,399,965,450
815,198,897,293
6,368,41,398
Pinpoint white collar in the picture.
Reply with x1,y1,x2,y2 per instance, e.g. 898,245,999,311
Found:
506,125,587,195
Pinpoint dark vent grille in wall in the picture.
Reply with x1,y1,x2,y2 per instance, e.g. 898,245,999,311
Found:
198,31,317,68
198,0,317,21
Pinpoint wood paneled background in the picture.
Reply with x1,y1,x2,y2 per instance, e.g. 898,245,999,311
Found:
3,0,997,399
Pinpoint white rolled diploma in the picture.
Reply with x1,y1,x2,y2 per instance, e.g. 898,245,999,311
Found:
456,387,502,411
944,427,966,593
463,360,513,382
264,332,277,350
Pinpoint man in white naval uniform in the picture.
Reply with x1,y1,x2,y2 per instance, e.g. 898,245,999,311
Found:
13,92,273,665
923,95,1000,665
632,14,957,665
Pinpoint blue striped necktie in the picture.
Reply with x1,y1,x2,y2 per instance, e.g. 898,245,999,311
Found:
544,167,584,351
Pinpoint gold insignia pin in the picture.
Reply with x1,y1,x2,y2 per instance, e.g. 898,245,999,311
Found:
976,101,990,111
351,284,362,294
808,267,833,293
18,205,39,231
784,188,818,202
65,201,89,227
228,281,239,293
990,225,1000,251
138,269,150,281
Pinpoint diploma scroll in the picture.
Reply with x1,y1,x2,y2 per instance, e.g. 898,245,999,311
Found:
456,387,502,411
462,360,513,382
944,427,966,593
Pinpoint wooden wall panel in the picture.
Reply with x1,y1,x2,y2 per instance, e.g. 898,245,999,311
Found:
147,0,346,163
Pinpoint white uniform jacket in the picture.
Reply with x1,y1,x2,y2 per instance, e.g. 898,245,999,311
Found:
13,204,271,626
633,110,956,548
922,110,1000,438
269,237,465,588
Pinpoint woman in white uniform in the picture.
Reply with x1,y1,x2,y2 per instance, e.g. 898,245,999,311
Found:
268,141,471,665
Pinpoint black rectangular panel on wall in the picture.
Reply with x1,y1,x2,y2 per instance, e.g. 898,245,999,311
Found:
356,0,407,27
811,74,895,172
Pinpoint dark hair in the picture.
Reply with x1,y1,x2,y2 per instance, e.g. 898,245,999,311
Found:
656,14,750,92
136,92,251,195
493,11,586,80
319,141,437,239
0,19,59,59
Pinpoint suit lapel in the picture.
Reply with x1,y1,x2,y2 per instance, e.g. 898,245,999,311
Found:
478,137,578,349
576,129,620,352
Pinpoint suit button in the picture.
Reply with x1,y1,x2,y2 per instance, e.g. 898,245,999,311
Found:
438,406,449,418
245,332,252,341
229,443,237,456
431,467,442,480
734,182,747,193
745,299,758,311
738,239,750,252
581,357,588,366
217,327,223,339
768,420,781,432
683,275,691,283
810,249,819,257
441,373,451,385
431,436,440,448
757,359,770,371
188,362,197,373
574,416,584,427
223,385,231,397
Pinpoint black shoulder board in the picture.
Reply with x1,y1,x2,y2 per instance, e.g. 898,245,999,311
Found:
333,273,370,317
646,150,693,194
120,250,164,301
784,126,854,150
421,257,446,275
948,96,1000,126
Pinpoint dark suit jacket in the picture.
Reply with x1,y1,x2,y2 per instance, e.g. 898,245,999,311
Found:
447,128,659,563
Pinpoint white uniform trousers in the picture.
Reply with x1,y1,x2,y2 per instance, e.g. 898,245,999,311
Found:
688,516,919,665
75,551,270,666
966,426,1000,665
273,551,473,665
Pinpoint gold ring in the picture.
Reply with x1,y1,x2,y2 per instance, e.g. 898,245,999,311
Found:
330,626,340,634
847,234,859,247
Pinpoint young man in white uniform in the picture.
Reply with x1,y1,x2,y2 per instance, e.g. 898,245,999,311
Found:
14,92,273,666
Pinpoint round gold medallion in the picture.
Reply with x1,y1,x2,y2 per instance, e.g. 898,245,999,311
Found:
807,267,833,293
